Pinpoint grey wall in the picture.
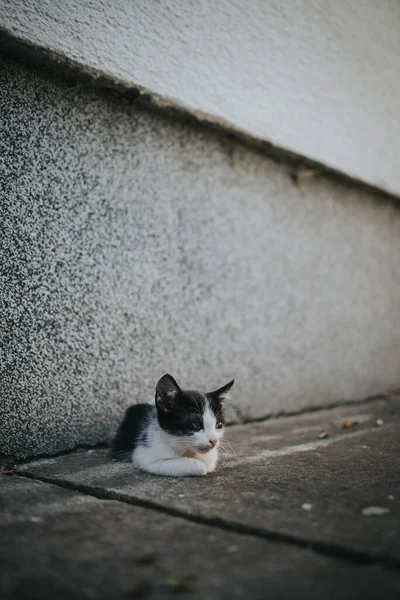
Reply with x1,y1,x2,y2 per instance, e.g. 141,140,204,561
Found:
1,0,400,195
1,57,400,457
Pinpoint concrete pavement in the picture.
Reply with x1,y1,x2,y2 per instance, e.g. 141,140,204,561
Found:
1,396,399,598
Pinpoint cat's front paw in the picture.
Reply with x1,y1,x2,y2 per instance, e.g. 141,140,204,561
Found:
191,459,208,476
198,448,218,472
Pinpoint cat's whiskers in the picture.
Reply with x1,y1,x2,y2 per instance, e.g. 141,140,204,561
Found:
171,439,197,453
217,439,235,457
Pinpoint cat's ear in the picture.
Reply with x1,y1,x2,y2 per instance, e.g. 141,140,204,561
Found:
208,379,234,403
155,373,182,411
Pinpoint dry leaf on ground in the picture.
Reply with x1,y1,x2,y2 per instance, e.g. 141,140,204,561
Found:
342,419,359,429
292,168,318,185
0,465,14,475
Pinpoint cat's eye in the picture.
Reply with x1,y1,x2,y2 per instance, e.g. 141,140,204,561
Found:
215,422,223,430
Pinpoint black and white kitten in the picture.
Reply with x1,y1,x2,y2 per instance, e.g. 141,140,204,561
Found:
111,374,234,476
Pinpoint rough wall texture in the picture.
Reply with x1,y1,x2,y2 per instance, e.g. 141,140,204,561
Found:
1,0,400,196
1,57,400,458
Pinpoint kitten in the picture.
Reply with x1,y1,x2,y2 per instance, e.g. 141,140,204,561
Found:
111,373,234,476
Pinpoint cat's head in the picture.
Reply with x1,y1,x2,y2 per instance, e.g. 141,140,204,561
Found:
155,373,234,454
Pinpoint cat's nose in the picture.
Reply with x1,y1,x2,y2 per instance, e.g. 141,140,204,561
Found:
209,440,217,448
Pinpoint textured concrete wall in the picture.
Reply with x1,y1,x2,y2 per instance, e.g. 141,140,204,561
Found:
1,56,400,458
1,0,400,196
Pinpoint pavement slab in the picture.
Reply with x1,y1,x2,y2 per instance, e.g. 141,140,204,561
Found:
1,476,400,599
14,397,400,566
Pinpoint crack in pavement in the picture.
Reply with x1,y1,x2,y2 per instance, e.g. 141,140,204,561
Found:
12,471,400,572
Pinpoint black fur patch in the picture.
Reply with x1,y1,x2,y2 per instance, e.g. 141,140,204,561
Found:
111,404,155,460
207,394,224,423
156,390,208,436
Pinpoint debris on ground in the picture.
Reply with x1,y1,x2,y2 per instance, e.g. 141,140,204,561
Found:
136,552,157,566
375,418,384,427
167,575,196,593
361,506,390,517
30,516,43,523
0,466,14,475
318,430,331,439
342,419,359,429
301,503,313,511
291,168,318,185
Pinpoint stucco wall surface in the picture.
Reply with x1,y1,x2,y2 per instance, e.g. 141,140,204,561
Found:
1,57,400,457
1,0,400,197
